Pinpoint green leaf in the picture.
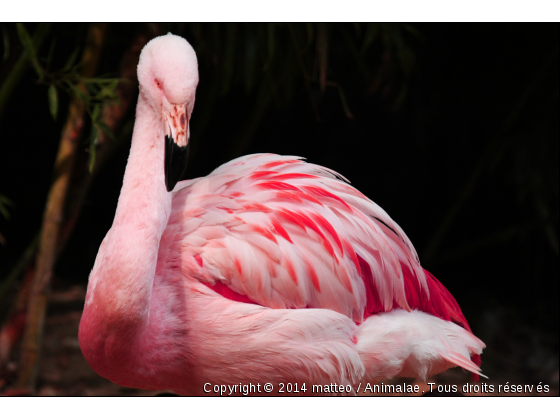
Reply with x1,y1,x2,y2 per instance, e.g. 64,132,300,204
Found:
353,23,361,38
403,24,421,38
0,194,14,220
94,79,120,101
68,82,89,105
63,46,80,71
326,81,354,119
88,124,98,173
392,83,408,112
16,23,33,52
244,27,257,94
16,23,44,78
263,23,276,69
304,23,314,50
48,84,58,120
361,23,379,55
88,119,115,174
96,120,116,142
46,37,56,71
105,79,120,91
91,103,101,122
80,77,120,84
340,25,373,83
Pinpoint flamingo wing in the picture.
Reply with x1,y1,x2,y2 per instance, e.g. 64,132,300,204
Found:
173,154,437,324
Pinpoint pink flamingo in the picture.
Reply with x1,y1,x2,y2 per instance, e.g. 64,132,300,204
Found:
78,34,485,395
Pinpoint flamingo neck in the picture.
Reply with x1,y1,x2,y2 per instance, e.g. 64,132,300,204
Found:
80,93,171,370
115,94,172,235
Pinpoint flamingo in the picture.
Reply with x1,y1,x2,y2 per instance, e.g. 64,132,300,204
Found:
78,34,485,395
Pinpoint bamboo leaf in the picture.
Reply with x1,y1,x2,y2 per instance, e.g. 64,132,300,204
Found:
93,79,120,101
47,84,58,120
88,124,98,173
91,103,101,121
96,120,116,142
80,77,121,84
105,79,120,91
353,23,361,38
392,83,408,112
63,46,80,71
263,23,275,69
244,26,257,94
327,81,354,119
0,206,9,219
68,82,89,105
0,234,39,300
304,23,314,50
16,23,33,53
361,23,379,55
16,23,44,78
403,24,421,38
340,25,373,83
0,24,49,121
0,194,14,219
88,118,115,173
46,37,56,70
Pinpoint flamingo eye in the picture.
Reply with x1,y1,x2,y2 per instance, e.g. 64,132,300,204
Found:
155,79,162,89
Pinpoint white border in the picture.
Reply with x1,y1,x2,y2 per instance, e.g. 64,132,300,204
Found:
2,1,560,22
3,396,559,420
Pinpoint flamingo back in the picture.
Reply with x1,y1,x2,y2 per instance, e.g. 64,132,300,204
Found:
172,155,468,325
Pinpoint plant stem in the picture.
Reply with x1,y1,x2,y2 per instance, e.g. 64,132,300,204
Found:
16,23,107,392
1,30,143,383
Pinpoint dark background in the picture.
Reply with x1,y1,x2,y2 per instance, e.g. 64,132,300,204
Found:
0,23,558,393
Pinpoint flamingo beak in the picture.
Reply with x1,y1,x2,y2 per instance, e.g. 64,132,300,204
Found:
164,104,190,192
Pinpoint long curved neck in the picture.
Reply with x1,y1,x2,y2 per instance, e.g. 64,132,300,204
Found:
115,93,171,244
80,93,171,362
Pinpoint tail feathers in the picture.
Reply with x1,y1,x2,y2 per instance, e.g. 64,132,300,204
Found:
443,351,488,380
470,354,482,382
356,309,486,383
399,267,485,382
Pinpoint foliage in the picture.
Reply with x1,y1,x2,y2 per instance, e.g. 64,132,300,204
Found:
0,194,13,246
189,22,417,108
10,24,123,172
0,194,12,221
154,23,418,161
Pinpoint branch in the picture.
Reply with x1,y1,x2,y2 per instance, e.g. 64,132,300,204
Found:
58,30,146,257
0,31,145,393
16,23,108,392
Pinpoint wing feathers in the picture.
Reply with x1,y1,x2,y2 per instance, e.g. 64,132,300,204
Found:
174,154,434,323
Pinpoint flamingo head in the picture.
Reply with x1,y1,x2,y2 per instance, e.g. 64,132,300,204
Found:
137,33,199,191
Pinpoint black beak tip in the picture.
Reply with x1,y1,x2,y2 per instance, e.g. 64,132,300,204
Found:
165,135,190,192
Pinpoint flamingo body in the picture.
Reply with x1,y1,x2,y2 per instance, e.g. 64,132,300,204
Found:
78,34,485,395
